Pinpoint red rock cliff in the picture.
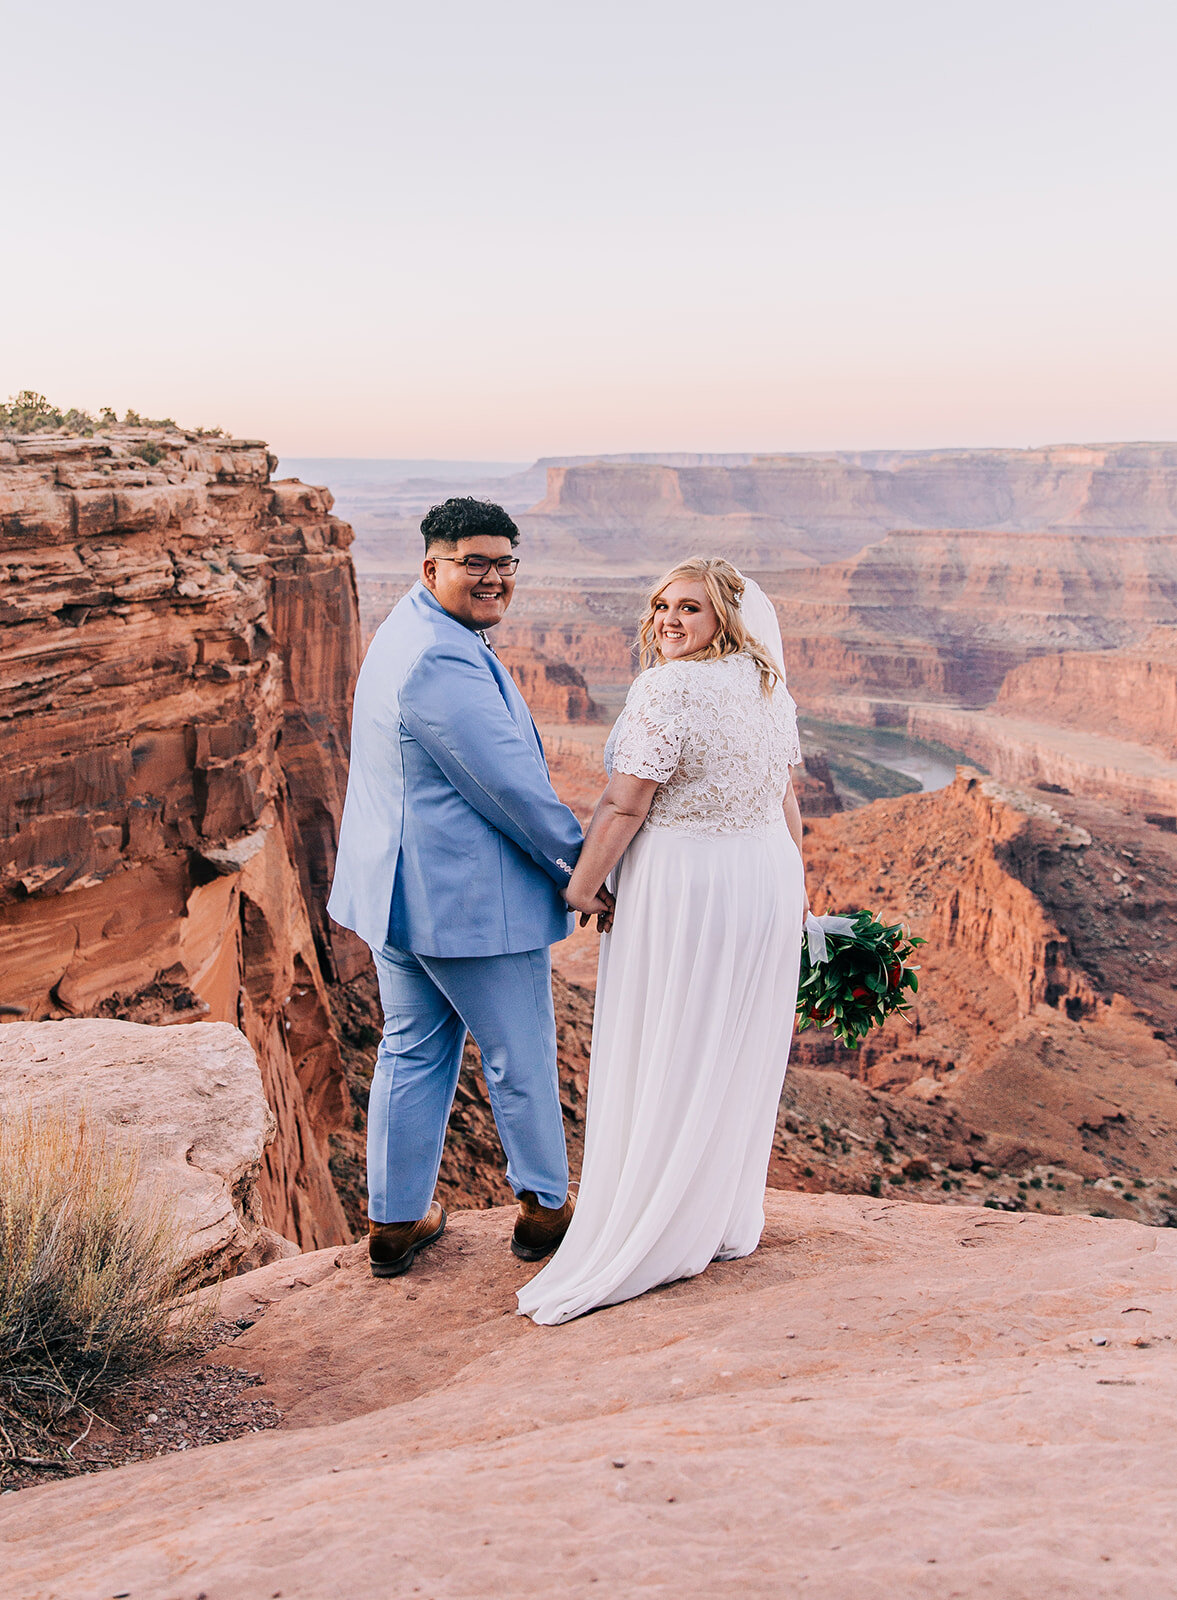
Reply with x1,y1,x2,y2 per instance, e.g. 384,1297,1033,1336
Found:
497,646,599,722
0,430,362,1249
994,627,1177,759
772,529,1177,712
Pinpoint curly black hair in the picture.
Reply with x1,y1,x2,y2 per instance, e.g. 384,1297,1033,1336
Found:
420,497,519,551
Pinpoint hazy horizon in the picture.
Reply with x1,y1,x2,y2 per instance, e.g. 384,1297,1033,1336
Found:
7,1,1177,458
278,439,1177,479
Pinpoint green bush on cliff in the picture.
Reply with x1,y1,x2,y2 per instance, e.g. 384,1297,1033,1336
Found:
0,391,99,435
0,1104,210,1466
1,391,222,439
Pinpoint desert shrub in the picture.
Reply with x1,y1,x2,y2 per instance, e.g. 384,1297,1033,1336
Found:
0,1103,210,1457
121,408,177,429
129,441,165,466
1,391,70,433
1,393,191,439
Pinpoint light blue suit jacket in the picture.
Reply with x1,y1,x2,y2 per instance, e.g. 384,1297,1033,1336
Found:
328,583,582,958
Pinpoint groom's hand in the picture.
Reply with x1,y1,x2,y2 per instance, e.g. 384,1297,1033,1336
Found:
591,886,615,934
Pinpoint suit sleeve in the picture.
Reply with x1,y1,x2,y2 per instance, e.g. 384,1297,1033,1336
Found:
400,643,584,885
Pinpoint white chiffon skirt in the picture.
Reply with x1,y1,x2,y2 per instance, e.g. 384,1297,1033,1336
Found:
517,821,804,1326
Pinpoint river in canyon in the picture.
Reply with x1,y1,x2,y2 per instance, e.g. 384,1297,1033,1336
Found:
798,718,973,807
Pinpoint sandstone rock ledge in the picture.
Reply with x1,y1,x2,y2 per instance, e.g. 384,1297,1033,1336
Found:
3,1192,1175,1599
0,1018,291,1281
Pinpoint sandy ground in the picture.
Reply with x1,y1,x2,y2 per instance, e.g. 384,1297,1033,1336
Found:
2,1191,1175,1600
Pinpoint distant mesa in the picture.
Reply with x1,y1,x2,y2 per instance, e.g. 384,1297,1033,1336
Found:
335,441,1177,579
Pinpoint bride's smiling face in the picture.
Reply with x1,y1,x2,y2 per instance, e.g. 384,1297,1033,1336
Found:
653,579,719,659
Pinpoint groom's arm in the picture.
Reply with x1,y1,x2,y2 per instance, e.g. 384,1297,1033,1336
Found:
400,642,583,884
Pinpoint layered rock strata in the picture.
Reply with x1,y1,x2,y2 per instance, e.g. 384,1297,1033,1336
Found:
324,442,1177,579
994,626,1177,759
777,769,1177,1219
772,529,1177,712
529,444,1177,561
763,531,1177,817
903,706,1177,816
497,646,599,722
0,431,361,1248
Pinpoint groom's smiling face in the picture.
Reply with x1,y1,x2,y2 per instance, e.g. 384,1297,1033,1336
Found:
422,535,517,631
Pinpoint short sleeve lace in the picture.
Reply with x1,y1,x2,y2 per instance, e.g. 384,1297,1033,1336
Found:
605,655,802,837
607,667,688,782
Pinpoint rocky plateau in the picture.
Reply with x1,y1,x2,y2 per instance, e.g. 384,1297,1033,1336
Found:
3,1192,1175,1598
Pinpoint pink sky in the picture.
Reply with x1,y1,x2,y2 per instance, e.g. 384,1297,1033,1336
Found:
6,1,1176,459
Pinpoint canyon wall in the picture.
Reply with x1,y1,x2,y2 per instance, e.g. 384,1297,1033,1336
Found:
13,431,1173,1250
0,430,361,1249
772,529,1177,711
772,768,1177,1215
496,647,599,722
530,445,1177,540
903,705,1177,817
495,617,637,687
355,518,1177,739
994,627,1177,759
513,445,1177,574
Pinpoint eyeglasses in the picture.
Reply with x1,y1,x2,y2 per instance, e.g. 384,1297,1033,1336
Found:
430,555,520,577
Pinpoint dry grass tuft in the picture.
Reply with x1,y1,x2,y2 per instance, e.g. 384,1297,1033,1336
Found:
0,1102,212,1469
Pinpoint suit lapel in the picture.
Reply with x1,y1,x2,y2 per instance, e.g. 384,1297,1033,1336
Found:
410,585,548,768
486,651,547,766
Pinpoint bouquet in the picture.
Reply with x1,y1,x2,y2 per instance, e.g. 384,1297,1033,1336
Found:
795,910,924,1049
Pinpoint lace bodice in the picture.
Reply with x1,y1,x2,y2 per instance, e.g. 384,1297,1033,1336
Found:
604,654,802,836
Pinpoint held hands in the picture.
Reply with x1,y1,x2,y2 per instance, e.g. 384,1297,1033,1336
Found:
563,882,616,934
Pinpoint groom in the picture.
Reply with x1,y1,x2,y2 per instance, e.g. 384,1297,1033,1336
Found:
328,497,585,1278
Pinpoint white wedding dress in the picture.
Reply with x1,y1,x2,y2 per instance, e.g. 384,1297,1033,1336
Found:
517,648,805,1326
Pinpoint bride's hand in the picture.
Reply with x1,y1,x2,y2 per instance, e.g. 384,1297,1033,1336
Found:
564,884,606,915
802,884,811,919
564,883,615,932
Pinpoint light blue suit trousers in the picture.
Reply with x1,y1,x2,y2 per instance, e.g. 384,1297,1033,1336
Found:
366,942,568,1222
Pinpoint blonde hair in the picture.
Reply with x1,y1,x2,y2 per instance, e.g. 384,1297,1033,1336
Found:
637,556,780,695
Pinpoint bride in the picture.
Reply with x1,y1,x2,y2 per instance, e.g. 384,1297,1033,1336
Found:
516,557,807,1326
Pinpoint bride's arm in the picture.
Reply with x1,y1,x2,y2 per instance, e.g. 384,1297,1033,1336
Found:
564,771,659,921
783,777,810,916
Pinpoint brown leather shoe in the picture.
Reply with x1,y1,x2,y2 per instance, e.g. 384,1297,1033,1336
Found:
511,1190,575,1262
368,1201,446,1278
